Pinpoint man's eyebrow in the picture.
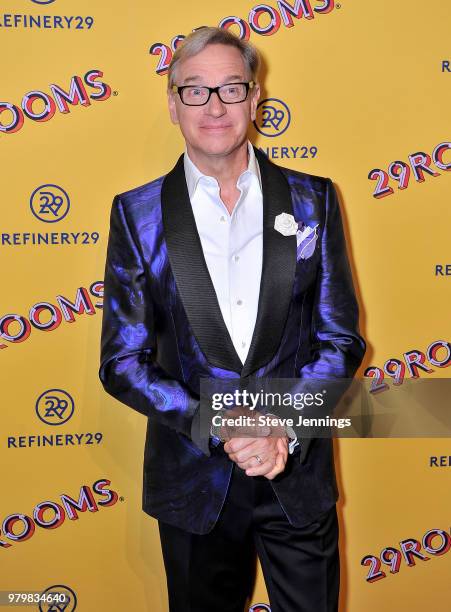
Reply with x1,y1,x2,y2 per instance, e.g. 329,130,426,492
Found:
222,75,246,82
181,74,246,85
181,76,202,85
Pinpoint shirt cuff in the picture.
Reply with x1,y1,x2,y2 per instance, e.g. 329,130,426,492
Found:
285,424,300,454
209,422,223,447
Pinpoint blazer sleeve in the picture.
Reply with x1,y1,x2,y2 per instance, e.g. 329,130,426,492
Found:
98,194,207,454
295,178,366,463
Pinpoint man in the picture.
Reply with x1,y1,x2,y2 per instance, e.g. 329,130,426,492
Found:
99,26,366,612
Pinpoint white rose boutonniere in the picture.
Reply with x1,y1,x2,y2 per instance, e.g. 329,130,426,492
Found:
274,213,319,261
273,212,298,236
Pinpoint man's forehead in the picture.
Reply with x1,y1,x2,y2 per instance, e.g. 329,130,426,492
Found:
177,45,247,84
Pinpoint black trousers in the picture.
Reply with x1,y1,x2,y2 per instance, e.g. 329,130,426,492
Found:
158,461,339,612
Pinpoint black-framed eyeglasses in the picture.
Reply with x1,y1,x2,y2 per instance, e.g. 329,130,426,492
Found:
172,81,255,106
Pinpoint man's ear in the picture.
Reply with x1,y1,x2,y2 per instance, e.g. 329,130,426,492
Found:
250,82,260,122
168,90,179,125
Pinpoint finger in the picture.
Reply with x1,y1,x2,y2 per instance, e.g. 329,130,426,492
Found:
224,435,272,456
226,424,270,439
278,436,288,448
224,437,258,454
278,442,288,466
264,452,286,480
226,438,279,464
276,437,288,458
237,454,268,471
245,455,277,477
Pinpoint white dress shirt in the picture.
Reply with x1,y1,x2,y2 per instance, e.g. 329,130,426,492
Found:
184,141,262,365
184,142,299,454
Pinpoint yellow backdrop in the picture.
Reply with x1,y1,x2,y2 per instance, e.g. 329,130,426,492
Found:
1,0,450,610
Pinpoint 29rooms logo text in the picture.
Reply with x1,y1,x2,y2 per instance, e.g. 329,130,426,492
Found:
0,479,118,548
369,141,450,198
0,70,112,134
0,281,103,350
362,526,451,583
149,0,336,76
364,340,450,393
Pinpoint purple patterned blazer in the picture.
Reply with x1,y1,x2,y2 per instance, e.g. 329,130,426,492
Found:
99,147,366,534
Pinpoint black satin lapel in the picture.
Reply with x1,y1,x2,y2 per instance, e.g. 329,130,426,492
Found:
241,148,297,378
161,154,243,373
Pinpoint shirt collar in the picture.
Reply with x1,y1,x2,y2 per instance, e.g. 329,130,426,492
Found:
183,141,262,199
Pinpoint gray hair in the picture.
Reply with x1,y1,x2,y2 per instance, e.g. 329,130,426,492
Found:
167,27,260,89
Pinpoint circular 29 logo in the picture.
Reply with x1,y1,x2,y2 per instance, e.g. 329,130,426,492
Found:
35,389,75,426
30,184,70,223
254,98,291,137
39,585,77,612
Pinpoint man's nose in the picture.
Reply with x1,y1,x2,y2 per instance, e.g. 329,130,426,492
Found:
205,91,226,117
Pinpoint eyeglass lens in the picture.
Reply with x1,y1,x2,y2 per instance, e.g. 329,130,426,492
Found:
181,83,247,105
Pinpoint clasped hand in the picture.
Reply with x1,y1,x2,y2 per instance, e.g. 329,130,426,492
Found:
219,406,288,480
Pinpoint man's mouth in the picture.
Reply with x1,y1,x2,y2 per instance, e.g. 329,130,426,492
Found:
200,125,232,130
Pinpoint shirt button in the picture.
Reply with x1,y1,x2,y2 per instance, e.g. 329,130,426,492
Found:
236,299,243,306
241,341,246,347
220,215,226,222
233,255,240,262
